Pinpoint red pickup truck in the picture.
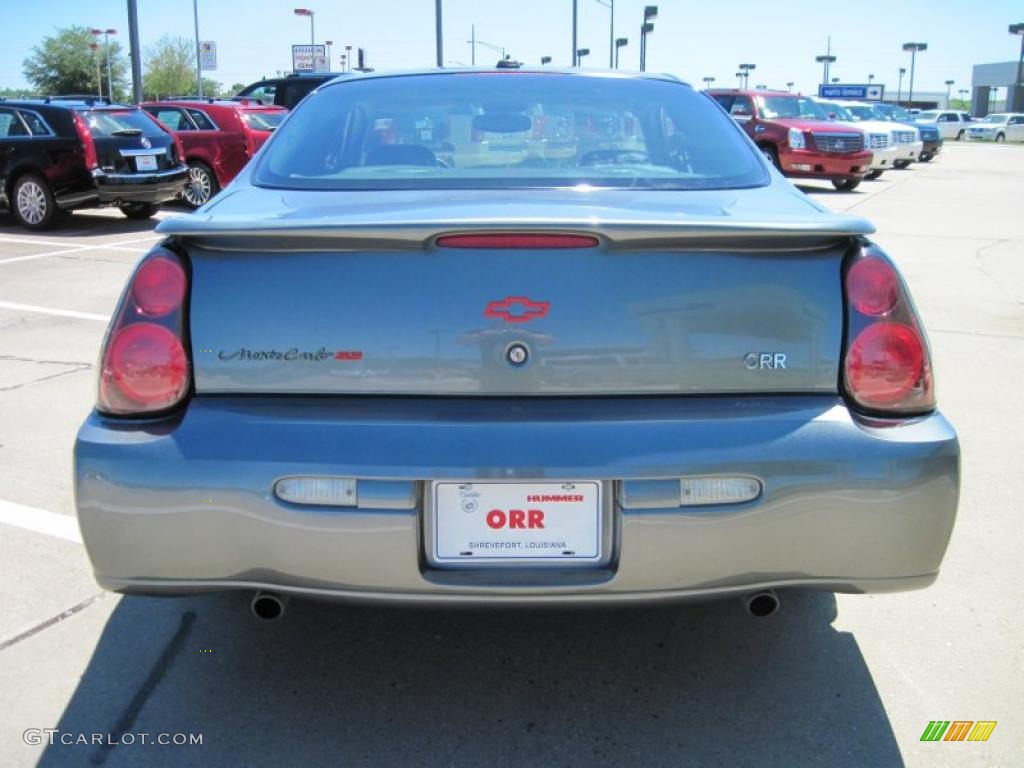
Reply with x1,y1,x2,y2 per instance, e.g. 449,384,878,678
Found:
708,89,872,191
142,99,286,207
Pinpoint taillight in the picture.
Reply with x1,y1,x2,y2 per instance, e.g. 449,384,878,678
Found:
72,111,98,171
98,247,191,416
436,233,599,249
842,246,934,415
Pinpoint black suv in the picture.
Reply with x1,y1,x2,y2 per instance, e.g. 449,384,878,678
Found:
234,73,341,110
0,99,187,230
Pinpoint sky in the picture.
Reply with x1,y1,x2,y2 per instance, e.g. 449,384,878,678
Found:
2,0,1022,97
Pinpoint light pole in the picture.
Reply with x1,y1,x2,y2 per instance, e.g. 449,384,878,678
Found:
868,73,874,84
594,0,614,68
702,76,715,90
902,42,927,104
345,45,352,73
339,54,347,71
614,38,628,69
786,81,794,92
816,54,836,85
572,0,577,67
958,87,968,110
90,29,117,101
944,79,954,107
735,71,744,87
541,55,552,65
576,47,590,66
293,8,315,46
1010,24,1024,112
739,63,755,89
640,6,656,72
89,42,102,99
897,66,906,102
325,40,332,69
831,77,840,84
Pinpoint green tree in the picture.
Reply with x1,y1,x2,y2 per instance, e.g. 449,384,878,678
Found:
143,35,221,99
230,82,247,95
23,26,127,99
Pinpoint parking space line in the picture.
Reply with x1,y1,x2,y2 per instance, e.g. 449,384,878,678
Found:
0,235,159,266
0,499,82,544
0,300,109,322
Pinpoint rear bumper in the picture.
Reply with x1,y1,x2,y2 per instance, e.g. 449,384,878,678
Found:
74,395,960,605
778,148,872,181
92,167,188,204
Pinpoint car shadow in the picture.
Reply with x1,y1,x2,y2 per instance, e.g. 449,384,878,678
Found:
39,590,903,767
0,210,180,239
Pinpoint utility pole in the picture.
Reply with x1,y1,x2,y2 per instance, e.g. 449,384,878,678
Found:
572,0,578,66
126,0,143,103
435,0,443,67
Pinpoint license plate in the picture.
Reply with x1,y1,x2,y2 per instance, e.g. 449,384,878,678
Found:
135,154,158,172
432,481,602,563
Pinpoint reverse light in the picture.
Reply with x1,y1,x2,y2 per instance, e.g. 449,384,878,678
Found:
788,127,806,149
97,247,191,416
275,477,357,507
680,477,761,506
842,246,934,415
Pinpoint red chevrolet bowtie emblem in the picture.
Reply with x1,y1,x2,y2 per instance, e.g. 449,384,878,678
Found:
484,296,550,323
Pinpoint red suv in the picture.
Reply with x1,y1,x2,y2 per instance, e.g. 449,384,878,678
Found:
142,99,286,207
708,89,872,191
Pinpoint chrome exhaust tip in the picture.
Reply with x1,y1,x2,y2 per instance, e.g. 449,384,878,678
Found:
743,590,780,618
250,591,287,622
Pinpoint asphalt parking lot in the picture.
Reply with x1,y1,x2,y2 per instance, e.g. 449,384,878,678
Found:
0,142,1022,767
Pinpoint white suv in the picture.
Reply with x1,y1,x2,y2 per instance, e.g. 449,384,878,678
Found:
915,110,972,140
966,113,1024,142
816,99,898,180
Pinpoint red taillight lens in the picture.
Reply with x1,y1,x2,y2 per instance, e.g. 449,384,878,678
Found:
132,257,186,316
436,233,599,249
842,246,934,415
97,248,191,416
102,324,188,407
847,256,898,316
845,322,924,407
72,111,98,171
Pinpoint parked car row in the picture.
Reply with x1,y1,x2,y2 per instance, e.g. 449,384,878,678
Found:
707,90,950,191
0,95,287,229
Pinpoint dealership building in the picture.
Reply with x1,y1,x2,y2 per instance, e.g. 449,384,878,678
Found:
970,60,1023,116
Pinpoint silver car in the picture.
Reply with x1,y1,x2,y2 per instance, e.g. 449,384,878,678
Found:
74,70,959,619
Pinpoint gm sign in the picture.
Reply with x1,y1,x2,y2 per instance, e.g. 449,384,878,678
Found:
818,84,885,102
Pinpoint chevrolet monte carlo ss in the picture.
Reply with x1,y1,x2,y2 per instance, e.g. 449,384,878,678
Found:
74,69,959,618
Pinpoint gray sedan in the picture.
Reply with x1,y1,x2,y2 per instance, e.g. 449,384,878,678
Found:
74,69,958,620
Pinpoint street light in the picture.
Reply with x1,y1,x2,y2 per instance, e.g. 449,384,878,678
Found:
293,8,315,46
325,40,333,68
472,39,506,65
1010,24,1024,112
868,73,874,84
702,75,715,90
831,77,840,84
614,38,628,69
345,45,352,73
786,81,794,91
541,55,552,65
815,54,836,85
944,79,954,107
640,6,657,72
88,41,101,99
735,71,744,87
902,42,927,104
958,87,969,109
739,63,755,89
594,0,615,69
576,47,590,66
90,28,117,101
897,66,906,102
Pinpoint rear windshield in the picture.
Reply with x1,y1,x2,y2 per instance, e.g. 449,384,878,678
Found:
253,73,767,191
242,111,286,131
81,109,167,138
